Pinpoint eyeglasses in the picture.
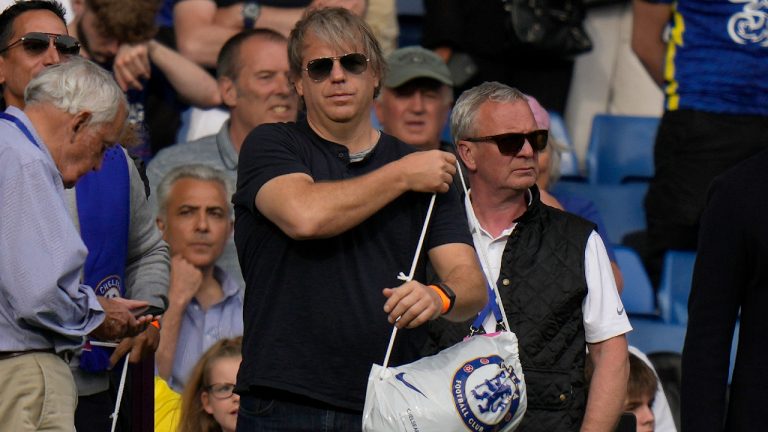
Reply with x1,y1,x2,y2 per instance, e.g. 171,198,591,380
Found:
205,383,236,400
303,53,369,82
462,130,548,156
0,32,81,56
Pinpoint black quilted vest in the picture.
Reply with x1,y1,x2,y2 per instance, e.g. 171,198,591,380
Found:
422,186,597,430
501,186,595,431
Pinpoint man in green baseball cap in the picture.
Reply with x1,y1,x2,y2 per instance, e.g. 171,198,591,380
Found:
375,46,454,151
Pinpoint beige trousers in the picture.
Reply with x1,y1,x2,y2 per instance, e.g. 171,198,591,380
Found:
0,352,77,431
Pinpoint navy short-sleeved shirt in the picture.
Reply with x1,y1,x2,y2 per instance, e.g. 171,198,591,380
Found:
232,120,472,411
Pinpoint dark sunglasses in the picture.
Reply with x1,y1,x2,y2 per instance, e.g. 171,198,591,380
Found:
463,130,549,156
0,32,80,56
303,53,369,82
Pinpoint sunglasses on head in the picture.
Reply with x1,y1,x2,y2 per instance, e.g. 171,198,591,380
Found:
303,52,369,82
0,32,80,56
463,130,549,156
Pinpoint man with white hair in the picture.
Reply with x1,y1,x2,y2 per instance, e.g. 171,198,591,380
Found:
0,57,152,432
430,81,631,432
0,3,170,429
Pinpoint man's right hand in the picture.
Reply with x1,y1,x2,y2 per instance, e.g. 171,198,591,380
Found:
398,150,457,194
169,255,203,307
91,297,152,341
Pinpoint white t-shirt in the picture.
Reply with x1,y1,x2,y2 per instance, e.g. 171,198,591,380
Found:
465,193,632,343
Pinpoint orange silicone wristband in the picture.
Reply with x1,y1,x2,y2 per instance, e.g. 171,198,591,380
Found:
430,285,451,315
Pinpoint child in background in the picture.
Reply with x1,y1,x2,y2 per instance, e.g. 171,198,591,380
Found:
587,351,659,432
155,376,181,432
179,337,242,432
625,352,658,432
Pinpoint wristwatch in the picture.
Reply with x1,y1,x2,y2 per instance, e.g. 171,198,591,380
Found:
433,282,456,315
242,1,261,29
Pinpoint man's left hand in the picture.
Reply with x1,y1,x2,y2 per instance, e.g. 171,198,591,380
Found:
113,42,152,91
108,323,160,368
382,281,443,329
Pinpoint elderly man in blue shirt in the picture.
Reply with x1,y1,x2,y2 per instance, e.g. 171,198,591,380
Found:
0,58,153,431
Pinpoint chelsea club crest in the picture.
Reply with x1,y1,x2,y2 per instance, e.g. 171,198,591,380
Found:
95,274,122,298
452,355,522,431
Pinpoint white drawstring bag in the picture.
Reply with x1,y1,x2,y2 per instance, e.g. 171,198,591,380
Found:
363,330,526,432
362,191,527,432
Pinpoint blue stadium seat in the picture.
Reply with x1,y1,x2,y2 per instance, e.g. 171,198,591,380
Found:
549,111,580,178
614,246,656,315
586,114,659,184
626,317,687,355
551,182,648,243
657,250,697,325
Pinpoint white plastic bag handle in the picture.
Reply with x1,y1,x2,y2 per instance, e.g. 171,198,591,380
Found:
381,192,437,373
88,340,130,432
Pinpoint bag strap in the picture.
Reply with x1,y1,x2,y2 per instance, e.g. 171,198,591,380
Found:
470,283,505,335
379,157,516,373
456,161,512,333
381,193,438,372
88,340,130,431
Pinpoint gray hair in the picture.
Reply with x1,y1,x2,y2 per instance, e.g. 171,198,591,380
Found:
288,7,385,97
450,81,527,144
156,164,234,219
24,57,126,125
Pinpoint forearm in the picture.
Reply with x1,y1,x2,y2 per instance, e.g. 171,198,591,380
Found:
429,244,486,321
254,5,305,36
257,149,457,239
148,41,221,107
631,0,671,87
582,336,629,432
174,1,241,67
176,2,305,66
155,301,186,379
257,162,410,239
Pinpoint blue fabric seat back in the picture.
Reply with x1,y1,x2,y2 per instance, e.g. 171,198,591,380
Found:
586,114,659,184
657,250,697,325
614,246,656,315
626,317,687,355
551,181,648,243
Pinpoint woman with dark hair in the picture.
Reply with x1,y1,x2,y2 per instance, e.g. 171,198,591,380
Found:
179,337,242,432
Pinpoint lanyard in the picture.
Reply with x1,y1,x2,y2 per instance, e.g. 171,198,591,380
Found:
0,112,40,149
471,282,504,334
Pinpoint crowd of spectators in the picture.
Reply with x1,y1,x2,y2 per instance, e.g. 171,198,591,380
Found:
1,0,765,431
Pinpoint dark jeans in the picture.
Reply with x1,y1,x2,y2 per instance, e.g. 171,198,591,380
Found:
643,109,768,281
236,392,362,432
75,390,116,432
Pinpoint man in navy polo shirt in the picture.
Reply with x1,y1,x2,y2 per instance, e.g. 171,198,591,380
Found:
232,7,486,430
